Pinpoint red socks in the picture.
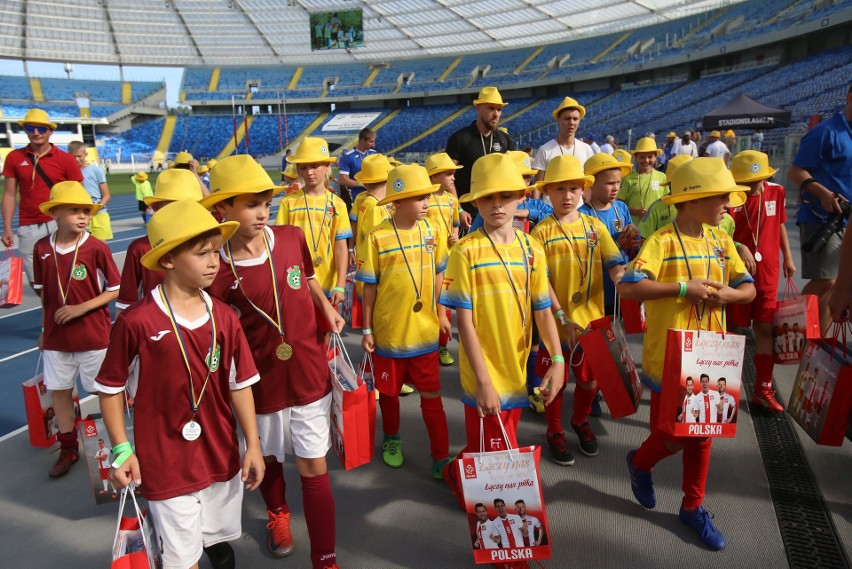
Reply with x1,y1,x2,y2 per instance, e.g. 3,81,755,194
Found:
571,384,598,426
632,432,676,472
379,393,400,436
302,473,336,569
57,430,78,449
420,396,449,460
754,354,775,391
682,438,712,509
544,383,567,435
258,460,289,514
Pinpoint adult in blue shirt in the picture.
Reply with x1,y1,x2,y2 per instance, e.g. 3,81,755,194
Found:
788,83,852,330
338,127,376,211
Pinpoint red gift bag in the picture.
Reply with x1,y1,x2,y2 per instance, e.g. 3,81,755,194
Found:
619,298,646,334
659,327,746,438
773,279,820,365
787,326,852,446
0,249,23,308
22,360,81,448
111,486,161,569
579,316,643,418
357,354,377,458
459,418,551,565
329,334,372,470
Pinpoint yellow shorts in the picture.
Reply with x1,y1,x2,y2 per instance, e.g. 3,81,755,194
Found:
88,211,113,241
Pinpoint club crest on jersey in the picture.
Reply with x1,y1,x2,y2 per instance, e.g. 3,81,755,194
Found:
424,234,435,253
713,247,725,268
325,203,335,217
206,344,221,372
614,219,624,232
585,230,598,248
492,142,502,152
287,265,302,290
71,263,87,280
393,179,405,192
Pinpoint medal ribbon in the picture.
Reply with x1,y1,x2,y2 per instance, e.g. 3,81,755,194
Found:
429,193,453,235
742,191,763,253
481,227,531,329
588,199,624,233
158,285,217,420
303,190,332,259
551,213,592,303
52,232,83,306
672,222,715,324
225,229,285,339
390,219,426,303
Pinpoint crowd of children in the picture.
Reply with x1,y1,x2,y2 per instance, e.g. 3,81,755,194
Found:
16,92,807,568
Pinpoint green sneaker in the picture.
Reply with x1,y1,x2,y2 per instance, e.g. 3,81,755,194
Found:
382,436,404,468
399,383,415,396
431,457,452,480
438,347,455,366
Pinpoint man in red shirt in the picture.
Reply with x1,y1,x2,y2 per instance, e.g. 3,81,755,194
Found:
2,109,83,287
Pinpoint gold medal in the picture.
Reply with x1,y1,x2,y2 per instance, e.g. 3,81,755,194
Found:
572,291,583,303
314,256,323,267
413,300,423,313
276,342,293,361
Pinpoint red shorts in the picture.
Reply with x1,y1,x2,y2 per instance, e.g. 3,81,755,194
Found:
99,466,110,481
461,404,522,454
535,345,592,383
373,351,440,396
726,288,778,328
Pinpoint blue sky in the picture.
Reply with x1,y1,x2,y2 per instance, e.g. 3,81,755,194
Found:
0,60,185,108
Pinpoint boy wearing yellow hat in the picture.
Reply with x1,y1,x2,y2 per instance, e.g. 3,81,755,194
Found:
617,137,667,219
533,96,594,179
620,157,755,550
704,131,732,164
116,169,204,314
531,155,626,464
426,152,463,366
96,199,264,569
439,153,565,507
726,151,795,412
358,164,452,477
276,137,353,307
33,182,121,478
172,150,209,197
130,171,154,224
205,155,344,567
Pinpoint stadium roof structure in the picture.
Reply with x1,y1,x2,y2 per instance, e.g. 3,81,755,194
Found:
0,0,739,66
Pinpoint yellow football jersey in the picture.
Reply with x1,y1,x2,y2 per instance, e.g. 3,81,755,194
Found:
356,219,448,357
439,228,551,410
276,189,352,294
426,191,460,245
622,224,753,390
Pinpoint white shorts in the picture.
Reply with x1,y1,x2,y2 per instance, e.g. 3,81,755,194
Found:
257,392,332,463
148,474,243,569
42,348,107,392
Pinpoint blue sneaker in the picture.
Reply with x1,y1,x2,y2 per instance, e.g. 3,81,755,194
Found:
679,504,727,550
591,389,603,417
626,450,656,509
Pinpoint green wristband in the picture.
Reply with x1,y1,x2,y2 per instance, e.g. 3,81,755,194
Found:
332,286,346,294
678,281,687,298
111,441,132,456
551,355,566,364
111,449,133,469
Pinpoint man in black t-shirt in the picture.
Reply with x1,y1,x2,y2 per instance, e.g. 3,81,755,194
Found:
446,87,514,224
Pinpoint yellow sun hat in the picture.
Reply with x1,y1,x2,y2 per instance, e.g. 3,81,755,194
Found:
613,149,632,164
536,155,595,190
134,172,148,182
662,157,747,207
19,108,57,129
281,163,297,180
354,154,393,184
472,86,508,108
552,96,586,120
141,200,239,271
709,130,722,139
39,181,103,216
387,156,403,167
630,136,662,156
144,169,204,206
286,137,337,164
662,154,693,186
667,131,677,139
200,154,286,210
584,152,633,178
206,159,218,169
377,164,440,206
459,153,527,204
174,151,193,165
729,150,777,184
198,165,209,175
425,152,463,176
506,150,538,177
